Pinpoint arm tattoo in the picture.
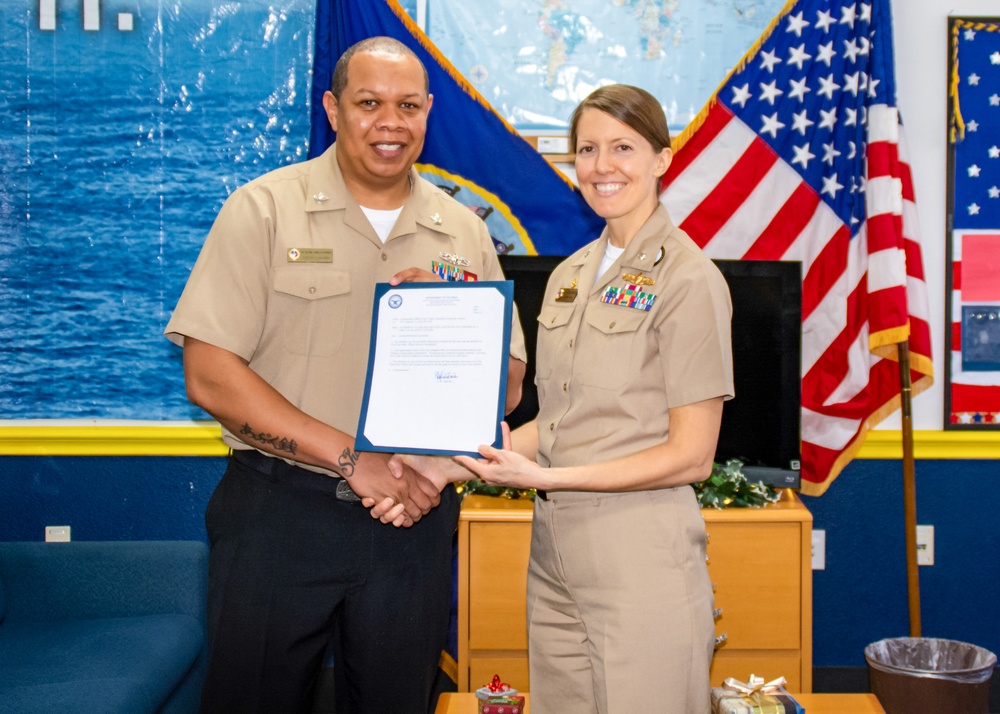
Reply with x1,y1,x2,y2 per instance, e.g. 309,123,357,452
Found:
240,423,298,455
337,446,362,478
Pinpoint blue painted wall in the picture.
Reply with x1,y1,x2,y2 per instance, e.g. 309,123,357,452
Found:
801,459,1000,666
1,455,997,668
0,456,222,542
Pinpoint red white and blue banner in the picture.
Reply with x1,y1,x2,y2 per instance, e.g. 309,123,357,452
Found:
946,17,1000,428
660,0,934,495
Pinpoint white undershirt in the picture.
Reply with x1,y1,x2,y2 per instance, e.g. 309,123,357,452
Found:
360,206,404,243
596,241,625,286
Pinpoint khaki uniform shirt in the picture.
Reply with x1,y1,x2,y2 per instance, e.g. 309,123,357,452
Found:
534,204,733,469
165,143,526,471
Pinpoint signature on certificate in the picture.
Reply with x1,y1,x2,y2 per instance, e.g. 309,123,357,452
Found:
435,371,458,382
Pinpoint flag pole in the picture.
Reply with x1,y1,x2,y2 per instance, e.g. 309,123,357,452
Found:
898,339,921,636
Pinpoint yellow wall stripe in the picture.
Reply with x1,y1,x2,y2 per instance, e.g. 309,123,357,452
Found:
0,424,228,456
3,424,1000,460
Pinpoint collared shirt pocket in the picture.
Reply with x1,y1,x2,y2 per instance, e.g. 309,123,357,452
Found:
577,303,648,389
273,265,351,356
536,303,575,381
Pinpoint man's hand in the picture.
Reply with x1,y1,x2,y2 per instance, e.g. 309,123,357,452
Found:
347,451,440,527
389,267,443,285
364,454,472,527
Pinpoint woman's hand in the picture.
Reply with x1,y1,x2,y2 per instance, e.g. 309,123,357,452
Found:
455,423,549,491
362,454,474,526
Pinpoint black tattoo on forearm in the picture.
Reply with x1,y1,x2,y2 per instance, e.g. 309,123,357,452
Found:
338,446,362,478
240,423,298,455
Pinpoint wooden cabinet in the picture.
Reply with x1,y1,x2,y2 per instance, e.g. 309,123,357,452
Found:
455,491,812,694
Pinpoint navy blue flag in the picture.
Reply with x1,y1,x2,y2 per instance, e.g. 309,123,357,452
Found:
308,0,604,256
950,21,1000,229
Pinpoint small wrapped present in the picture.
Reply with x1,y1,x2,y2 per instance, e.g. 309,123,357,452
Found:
711,675,805,714
481,694,526,714
475,674,518,713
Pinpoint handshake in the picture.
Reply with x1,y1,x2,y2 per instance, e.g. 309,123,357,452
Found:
356,422,538,528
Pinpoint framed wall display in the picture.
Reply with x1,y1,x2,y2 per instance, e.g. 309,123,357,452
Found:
945,17,1000,428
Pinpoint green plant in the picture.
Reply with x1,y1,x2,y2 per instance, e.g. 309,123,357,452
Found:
458,458,781,508
693,459,782,509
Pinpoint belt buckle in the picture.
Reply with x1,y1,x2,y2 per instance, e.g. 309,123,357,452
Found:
335,480,362,503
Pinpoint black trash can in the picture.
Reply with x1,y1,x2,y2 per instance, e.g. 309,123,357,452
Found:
865,637,997,714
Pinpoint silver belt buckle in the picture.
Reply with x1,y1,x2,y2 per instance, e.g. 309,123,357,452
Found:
335,480,362,503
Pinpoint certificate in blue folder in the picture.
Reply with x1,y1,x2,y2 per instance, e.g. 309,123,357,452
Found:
355,281,514,457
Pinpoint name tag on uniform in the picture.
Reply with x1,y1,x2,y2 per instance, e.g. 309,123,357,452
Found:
287,248,333,263
555,278,579,302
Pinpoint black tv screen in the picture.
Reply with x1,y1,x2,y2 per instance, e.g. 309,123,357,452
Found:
499,255,802,486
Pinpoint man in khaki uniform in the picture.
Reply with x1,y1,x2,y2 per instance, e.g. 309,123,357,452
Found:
165,37,525,714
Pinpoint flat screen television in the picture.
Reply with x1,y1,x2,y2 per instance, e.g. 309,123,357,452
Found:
499,255,803,488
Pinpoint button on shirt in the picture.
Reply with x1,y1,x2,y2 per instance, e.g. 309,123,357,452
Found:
165,143,527,475
534,204,734,470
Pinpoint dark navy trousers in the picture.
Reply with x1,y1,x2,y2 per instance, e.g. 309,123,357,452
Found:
199,453,460,714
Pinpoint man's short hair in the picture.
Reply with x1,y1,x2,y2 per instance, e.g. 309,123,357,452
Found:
330,36,429,100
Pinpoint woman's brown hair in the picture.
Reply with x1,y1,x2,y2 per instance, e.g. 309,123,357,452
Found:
569,84,671,154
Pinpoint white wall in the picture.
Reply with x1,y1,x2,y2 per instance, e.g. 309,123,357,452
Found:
886,0,996,430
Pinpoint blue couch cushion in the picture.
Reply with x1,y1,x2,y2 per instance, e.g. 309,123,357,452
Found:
0,613,202,714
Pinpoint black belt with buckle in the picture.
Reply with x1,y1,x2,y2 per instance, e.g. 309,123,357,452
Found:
230,449,362,503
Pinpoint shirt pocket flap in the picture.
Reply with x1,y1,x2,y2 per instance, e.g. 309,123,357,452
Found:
273,265,351,300
537,304,575,330
583,304,647,335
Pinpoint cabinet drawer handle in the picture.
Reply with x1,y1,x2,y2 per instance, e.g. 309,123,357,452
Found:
714,632,728,648
713,608,724,620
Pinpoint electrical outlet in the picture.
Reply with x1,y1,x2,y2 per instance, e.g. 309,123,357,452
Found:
45,525,71,542
812,529,826,570
916,525,934,566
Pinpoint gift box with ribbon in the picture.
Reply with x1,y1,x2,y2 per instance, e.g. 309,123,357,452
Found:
481,694,526,714
475,674,518,713
710,675,805,714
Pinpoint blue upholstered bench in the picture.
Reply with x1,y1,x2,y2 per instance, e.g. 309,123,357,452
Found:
0,541,207,714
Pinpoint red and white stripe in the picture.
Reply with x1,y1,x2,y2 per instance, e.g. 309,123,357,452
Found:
661,102,933,494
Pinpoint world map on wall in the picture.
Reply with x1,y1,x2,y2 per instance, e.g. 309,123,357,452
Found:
423,0,788,130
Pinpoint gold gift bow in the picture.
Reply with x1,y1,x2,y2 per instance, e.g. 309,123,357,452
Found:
721,675,788,707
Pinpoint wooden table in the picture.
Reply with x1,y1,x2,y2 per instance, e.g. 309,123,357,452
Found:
434,692,886,713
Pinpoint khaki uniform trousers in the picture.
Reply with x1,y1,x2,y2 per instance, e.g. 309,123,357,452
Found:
527,487,715,714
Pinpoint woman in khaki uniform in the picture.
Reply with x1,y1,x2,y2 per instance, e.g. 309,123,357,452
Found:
459,85,734,713
372,84,734,712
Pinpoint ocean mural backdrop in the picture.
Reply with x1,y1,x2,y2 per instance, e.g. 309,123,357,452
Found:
1,0,317,420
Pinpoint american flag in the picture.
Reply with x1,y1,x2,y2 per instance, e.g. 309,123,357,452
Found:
660,0,933,496
947,19,1000,426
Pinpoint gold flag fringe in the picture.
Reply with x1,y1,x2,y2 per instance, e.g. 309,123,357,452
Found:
949,20,1000,144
